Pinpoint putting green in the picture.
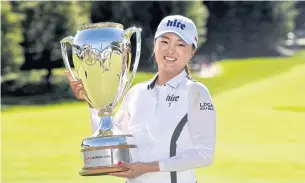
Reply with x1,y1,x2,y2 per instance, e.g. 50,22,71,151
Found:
1,63,304,183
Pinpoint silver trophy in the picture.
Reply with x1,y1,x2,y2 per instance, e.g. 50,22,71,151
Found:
60,22,142,176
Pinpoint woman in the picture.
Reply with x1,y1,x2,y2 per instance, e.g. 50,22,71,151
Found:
67,15,216,183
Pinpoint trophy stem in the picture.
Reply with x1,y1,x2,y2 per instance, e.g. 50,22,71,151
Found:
100,115,113,136
91,111,114,137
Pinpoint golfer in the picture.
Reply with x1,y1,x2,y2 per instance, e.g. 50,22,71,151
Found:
67,15,216,183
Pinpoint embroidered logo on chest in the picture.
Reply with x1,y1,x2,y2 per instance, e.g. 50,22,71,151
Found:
166,94,179,107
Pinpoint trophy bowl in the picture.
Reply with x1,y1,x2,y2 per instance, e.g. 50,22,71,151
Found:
60,22,142,176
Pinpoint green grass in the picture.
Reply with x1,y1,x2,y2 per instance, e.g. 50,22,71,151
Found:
2,53,305,183
199,63,305,183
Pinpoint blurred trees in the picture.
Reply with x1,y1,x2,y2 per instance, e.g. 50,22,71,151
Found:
295,1,305,30
3,1,301,75
12,1,91,89
1,1,24,76
1,1,304,97
202,1,298,58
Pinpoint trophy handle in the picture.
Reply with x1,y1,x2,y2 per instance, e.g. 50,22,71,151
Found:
60,36,94,107
60,36,78,81
122,27,142,95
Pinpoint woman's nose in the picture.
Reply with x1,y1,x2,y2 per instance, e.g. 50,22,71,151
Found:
168,44,176,54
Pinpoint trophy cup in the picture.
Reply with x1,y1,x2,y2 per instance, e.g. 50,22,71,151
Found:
60,22,142,176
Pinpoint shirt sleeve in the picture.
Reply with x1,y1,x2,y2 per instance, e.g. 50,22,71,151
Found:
158,83,216,172
88,89,132,135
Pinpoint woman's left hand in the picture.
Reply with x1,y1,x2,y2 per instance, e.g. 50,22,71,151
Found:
109,161,159,179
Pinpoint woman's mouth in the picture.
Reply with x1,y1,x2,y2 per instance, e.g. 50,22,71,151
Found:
164,56,177,62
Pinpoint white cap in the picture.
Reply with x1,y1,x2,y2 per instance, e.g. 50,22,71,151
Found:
154,15,198,48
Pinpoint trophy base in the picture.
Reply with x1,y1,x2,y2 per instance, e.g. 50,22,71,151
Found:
80,166,129,176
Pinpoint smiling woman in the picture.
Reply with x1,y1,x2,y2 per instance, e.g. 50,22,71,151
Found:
67,15,216,183
154,33,196,85
153,15,198,86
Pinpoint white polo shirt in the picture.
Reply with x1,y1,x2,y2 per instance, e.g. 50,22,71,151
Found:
89,70,216,183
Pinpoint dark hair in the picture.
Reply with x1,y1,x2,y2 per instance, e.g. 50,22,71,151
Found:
185,44,196,75
184,64,191,75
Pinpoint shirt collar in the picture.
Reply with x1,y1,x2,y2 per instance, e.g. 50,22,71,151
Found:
147,69,188,90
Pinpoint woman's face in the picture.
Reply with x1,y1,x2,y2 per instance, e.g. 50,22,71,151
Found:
154,32,196,76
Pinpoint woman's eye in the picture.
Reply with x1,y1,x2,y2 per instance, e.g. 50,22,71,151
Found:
161,40,168,44
178,43,185,47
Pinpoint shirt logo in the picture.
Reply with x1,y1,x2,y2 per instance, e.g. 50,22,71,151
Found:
166,94,179,107
200,102,214,111
166,94,179,102
167,19,186,30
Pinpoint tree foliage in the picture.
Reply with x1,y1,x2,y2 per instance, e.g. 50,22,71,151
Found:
2,1,301,78
13,1,91,71
203,1,298,57
1,1,24,76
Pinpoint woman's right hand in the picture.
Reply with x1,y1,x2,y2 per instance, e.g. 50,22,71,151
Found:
65,71,86,100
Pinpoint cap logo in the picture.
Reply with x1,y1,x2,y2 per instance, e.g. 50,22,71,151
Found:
166,19,186,30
